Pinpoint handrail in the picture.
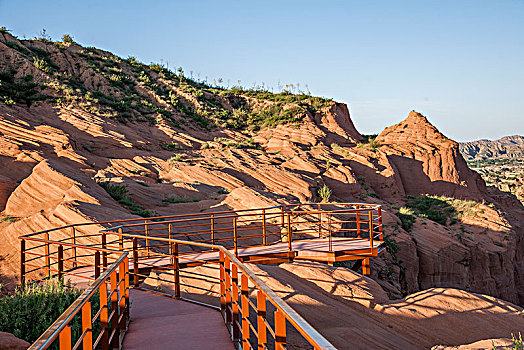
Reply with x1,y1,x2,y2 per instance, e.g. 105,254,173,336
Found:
28,252,129,349
19,202,384,349
100,232,336,349
20,233,337,349
223,248,335,349
19,202,381,239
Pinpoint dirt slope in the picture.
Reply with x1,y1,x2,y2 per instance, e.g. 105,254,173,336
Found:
251,261,524,349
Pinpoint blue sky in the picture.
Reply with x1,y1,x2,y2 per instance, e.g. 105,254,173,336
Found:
1,0,522,141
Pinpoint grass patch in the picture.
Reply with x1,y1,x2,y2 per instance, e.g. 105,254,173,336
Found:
213,137,260,149
0,71,47,106
167,154,185,164
396,207,416,231
98,181,153,217
317,184,332,202
162,196,199,204
0,280,100,345
160,142,182,151
358,134,381,151
403,195,479,226
1,215,17,223
509,332,523,349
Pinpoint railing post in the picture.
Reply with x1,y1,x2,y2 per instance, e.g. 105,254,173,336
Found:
94,251,100,279
224,255,232,327
219,251,226,317
318,211,322,238
102,232,108,270
211,214,215,245
356,204,361,239
59,324,72,350
362,258,370,276
368,210,373,249
58,245,64,281
378,206,383,242
328,214,333,252
287,213,292,253
145,220,150,258
241,274,249,350
257,291,266,350
72,226,77,268
100,276,109,350
280,206,284,228
173,242,180,298
119,260,126,332
233,217,238,257
118,227,123,251
110,271,119,348
231,265,240,345
82,301,93,350
275,309,286,350
45,232,50,278
133,238,139,287
168,223,173,256
124,256,130,321
262,209,267,245
20,240,25,287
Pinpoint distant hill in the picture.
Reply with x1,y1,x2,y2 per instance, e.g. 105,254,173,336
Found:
459,135,524,161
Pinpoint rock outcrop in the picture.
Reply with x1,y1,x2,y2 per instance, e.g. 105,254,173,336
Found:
0,332,29,350
378,111,487,200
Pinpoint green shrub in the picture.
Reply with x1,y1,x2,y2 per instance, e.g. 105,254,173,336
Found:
33,56,51,73
1,215,17,223
99,181,129,202
510,332,523,349
149,63,164,73
360,134,378,143
168,154,184,163
213,137,260,149
62,34,74,43
98,181,152,217
318,184,332,202
396,207,416,231
163,196,199,203
160,142,181,151
0,280,100,345
402,195,479,226
0,72,46,106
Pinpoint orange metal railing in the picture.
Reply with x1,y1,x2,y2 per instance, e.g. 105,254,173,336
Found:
19,202,383,349
27,251,129,350
100,203,383,266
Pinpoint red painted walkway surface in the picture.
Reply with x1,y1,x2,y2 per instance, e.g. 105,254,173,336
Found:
122,289,233,349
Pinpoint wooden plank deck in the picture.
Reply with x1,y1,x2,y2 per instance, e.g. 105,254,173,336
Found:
122,289,233,350
63,237,383,286
141,237,383,266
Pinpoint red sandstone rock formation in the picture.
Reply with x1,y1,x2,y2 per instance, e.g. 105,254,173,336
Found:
0,32,523,334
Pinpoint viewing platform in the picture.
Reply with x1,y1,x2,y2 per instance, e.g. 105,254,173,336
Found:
19,203,382,349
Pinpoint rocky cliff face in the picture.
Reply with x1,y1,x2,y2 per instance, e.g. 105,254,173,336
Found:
0,33,523,307
460,135,524,161
377,111,487,200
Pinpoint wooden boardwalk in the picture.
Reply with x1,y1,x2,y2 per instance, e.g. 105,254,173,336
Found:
64,237,383,286
143,237,383,266
123,289,233,349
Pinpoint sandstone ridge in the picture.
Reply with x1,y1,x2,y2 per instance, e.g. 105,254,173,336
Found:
0,31,523,345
